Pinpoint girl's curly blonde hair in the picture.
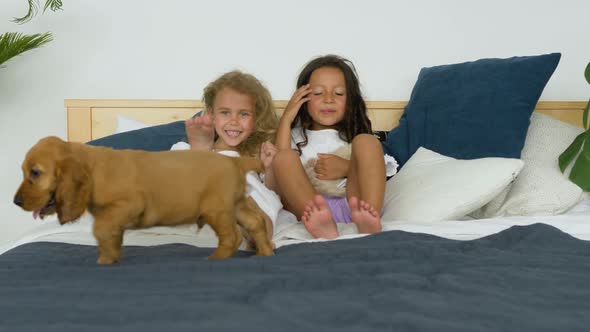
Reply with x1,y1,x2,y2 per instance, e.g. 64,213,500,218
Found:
203,70,278,157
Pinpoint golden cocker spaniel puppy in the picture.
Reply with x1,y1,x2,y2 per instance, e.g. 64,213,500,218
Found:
14,136,273,264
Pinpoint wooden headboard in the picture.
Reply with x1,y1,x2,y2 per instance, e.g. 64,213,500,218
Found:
64,99,587,143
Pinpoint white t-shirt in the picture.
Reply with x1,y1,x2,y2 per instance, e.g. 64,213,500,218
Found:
290,128,348,164
290,128,398,178
170,142,283,231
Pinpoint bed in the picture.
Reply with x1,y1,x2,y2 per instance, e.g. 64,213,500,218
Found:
1,96,589,331
63,99,586,143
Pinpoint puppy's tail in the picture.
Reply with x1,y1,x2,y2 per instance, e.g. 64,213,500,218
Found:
234,157,264,174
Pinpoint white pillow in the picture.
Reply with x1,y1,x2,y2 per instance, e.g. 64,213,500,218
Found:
116,115,149,134
382,147,523,222
473,113,584,218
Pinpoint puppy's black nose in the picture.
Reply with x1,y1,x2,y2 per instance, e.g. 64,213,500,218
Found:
13,196,23,207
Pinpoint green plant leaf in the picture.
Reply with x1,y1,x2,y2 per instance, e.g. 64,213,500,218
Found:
0,32,53,68
12,0,39,24
559,131,587,172
585,62,590,85
13,0,63,24
569,133,590,191
43,0,63,14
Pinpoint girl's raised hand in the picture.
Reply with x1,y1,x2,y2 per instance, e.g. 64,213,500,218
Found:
260,141,279,169
185,113,215,151
281,84,312,125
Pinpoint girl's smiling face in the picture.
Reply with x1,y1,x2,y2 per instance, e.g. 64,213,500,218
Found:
211,87,255,151
306,66,347,130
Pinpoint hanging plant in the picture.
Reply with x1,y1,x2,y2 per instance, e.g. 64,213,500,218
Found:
0,0,62,69
0,32,53,67
558,62,590,191
13,0,63,24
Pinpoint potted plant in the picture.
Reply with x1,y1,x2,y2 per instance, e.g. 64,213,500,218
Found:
559,62,590,191
0,0,62,68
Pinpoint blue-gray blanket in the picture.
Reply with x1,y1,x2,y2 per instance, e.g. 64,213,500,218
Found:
1,223,589,332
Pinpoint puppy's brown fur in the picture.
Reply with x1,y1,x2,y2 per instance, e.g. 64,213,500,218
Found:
14,136,273,264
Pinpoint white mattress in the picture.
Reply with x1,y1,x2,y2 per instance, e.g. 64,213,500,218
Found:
2,194,590,255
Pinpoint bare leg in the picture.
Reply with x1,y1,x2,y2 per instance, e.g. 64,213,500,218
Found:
346,134,385,234
271,150,317,218
185,113,215,151
272,150,340,239
301,195,338,239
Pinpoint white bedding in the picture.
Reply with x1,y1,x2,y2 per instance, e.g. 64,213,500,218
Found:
2,193,589,256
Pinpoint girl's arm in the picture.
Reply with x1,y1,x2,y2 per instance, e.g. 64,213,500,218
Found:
314,154,350,180
276,84,312,150
260,141,279,191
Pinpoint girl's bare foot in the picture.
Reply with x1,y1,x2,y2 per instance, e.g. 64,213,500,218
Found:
349,196,382,234
185,113,215,150
301,195,339,239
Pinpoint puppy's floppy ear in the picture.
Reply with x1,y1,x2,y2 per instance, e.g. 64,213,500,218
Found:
56,156,91,223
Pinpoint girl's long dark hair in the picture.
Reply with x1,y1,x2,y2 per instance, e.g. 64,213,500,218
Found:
292,55,372,154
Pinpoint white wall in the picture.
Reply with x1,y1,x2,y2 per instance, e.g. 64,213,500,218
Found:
1,0,588,247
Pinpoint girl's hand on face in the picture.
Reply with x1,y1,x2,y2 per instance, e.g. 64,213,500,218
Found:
281,84,312,125
260,141,279,169
314,153,350,180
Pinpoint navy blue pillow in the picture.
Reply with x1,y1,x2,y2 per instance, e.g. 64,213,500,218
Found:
87,120,188,151
383,53,561,169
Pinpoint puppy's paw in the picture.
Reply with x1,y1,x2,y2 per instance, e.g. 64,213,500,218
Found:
208,247,235,260
97,255,119,265
254,247,274,257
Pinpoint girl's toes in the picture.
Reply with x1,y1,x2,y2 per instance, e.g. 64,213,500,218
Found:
359,200,369,210
348,196,360,213
369,207,378,217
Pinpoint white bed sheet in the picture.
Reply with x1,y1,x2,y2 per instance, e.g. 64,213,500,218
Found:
2,194,589,256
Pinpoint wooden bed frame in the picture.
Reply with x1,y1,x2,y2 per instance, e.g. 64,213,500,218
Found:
64,99,587,143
